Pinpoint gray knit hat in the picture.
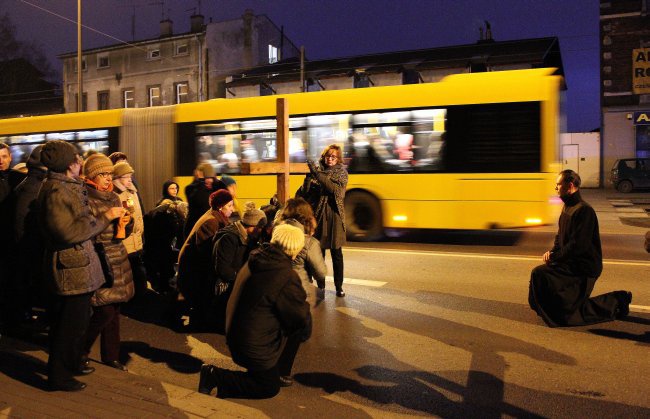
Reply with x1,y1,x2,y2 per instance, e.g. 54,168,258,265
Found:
41,140,78,173
241,201,267,227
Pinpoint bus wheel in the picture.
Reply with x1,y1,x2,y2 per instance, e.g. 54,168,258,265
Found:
345,192,383,242
617,180,633,193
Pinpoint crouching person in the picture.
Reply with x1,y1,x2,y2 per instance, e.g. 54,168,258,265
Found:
198,223,311,399
38,141,125,391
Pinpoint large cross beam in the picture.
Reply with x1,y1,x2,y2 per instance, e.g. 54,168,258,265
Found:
240,98,308,204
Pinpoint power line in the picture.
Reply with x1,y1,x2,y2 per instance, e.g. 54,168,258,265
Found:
18,0,149,53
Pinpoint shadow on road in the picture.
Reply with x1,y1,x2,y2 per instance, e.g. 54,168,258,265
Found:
120,341,204,374
382,228,525,246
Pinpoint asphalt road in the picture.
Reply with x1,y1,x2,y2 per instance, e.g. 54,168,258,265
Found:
110,229,650,418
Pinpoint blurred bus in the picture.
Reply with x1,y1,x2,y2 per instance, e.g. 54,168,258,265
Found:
0,68,561,241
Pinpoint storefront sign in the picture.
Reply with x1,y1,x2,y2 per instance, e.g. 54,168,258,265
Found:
634,111,650,125
633,48,650,94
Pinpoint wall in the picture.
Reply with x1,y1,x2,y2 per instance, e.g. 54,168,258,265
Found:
560,132,601,188
603,110,638,186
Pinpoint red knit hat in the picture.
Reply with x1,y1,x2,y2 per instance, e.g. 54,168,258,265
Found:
210,189,233,210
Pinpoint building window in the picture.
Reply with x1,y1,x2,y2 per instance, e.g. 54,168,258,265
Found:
97,91,109,110
260,82,275,96
123,89,134,108
175,82,188,104
353,73,370,88
148,85,161,106
175,43,188,56
147,48,161,60
402,69,420,85
268,44,279,64
74,93,87,112
97,53,110,69
73,57,87,72
306,78,322,92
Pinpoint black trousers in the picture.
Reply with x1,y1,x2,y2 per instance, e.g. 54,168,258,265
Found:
215,365,281,399
322,248,344,291
83,303,121,363
47,292,92,385
128,251,148,299
529,264,626,327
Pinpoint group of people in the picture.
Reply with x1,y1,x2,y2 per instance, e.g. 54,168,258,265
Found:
1,136,639,398
0,140,349,397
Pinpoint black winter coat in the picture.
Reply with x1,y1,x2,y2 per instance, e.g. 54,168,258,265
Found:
213,221,254,286
227,244,310,371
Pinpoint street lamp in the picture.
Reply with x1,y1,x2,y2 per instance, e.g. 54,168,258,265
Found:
77,0,83,112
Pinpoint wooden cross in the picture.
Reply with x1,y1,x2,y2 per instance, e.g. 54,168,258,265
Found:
240,98,308,204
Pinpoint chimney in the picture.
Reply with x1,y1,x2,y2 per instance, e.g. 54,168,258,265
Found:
190,14,204,32
160,19,173,38
242,9,254,66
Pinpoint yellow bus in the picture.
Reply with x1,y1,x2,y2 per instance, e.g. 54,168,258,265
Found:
0,68,561,241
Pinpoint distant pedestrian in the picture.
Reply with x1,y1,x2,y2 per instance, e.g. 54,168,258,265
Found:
529,170,632,327
38,140,125,391
300,144,348,297
81,153,134,372
198,223,310,399
156,180,183,206
184,162,226,237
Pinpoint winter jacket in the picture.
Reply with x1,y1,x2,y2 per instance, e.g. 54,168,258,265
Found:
227,243,310,371
113,180,144,254
184,178,226,237
293,234,327,296
14,166,47,242
213,221,254,286
177,209,229,302
38,172,109,296
86,185,135,306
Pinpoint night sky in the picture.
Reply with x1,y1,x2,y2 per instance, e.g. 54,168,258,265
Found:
5,0,599,132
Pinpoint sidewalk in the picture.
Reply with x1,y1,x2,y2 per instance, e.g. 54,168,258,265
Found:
0,334,265,418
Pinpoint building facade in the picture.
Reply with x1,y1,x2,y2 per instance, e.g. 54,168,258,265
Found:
59,10,299,112
601,0,650,187
224,35,564,99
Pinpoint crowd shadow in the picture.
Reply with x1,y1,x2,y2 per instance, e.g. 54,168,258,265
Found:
120,341,204,374
0,349,49,391
383,228,524,246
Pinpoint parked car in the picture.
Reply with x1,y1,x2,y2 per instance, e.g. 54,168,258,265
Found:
610,158,650,193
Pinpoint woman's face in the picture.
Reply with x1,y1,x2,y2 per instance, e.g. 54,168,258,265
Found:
324,150,339,167
167,183,178,197
220,200,235,218
92,172,113,191
116,173,133,189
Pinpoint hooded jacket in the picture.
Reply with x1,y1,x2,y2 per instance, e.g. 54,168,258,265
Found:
226,243,310,371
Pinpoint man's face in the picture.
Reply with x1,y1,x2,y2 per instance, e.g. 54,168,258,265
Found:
0,148,12,171
555,174,572,198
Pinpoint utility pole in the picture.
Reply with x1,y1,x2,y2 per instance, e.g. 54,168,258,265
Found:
77,0,83,112
300,46,305,92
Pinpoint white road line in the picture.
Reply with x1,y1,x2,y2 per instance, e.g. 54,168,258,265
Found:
323,276,387,287
345,247,650,267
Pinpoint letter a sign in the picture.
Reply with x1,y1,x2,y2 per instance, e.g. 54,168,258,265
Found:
633,48,650,94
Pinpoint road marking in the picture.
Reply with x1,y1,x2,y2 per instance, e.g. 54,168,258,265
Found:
323,276,387,287
346,247,650,267
630,304,650,313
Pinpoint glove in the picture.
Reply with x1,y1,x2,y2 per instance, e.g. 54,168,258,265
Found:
215,281,230,296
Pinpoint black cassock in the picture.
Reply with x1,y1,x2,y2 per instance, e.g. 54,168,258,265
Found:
528,191,628,327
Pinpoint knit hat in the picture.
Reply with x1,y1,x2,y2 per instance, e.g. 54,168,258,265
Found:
83,153,114,180
241,201,267,227
41,140,78,173
197,162,215,178
221,174,236,187
113,161,135,178
210,189,233,210
271,223,305,259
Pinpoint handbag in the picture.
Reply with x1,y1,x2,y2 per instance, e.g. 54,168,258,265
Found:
94,241,115,288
